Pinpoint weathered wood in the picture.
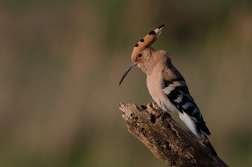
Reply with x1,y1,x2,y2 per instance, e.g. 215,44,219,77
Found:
119,102,228,167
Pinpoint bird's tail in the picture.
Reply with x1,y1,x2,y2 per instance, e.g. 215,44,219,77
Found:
202,135,217,156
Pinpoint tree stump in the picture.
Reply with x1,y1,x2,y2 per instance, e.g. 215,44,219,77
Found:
119,102,228,167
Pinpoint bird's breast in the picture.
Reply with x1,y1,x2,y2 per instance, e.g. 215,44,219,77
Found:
146,73,168,111
146,72,179,113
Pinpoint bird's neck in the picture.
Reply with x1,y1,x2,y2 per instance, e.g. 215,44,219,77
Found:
139,50,167,75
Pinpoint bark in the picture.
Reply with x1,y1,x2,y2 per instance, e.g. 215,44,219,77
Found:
119,102,228,167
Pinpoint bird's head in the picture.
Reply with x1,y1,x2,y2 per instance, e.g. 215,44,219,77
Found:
119,24,164,85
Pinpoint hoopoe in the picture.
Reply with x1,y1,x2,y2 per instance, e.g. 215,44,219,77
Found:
119,24,217,156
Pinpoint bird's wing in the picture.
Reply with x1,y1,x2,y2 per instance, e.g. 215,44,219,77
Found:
161,69,211,136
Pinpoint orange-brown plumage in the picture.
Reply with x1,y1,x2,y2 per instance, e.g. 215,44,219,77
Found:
131,24,164,62
119,24,217,156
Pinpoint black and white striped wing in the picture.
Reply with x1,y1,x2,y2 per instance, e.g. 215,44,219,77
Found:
162,77,211,136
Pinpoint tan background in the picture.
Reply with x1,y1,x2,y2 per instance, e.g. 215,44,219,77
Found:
0,0,251,166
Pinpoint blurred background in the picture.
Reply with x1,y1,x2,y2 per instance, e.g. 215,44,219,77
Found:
0,0,252,166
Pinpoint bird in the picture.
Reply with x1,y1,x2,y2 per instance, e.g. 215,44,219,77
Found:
119,24,217,156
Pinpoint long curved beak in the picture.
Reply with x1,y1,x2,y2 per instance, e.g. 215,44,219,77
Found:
119,62,137,85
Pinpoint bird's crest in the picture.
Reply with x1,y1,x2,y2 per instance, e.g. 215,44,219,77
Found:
131,24,164,61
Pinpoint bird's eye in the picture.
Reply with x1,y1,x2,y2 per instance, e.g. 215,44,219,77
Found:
138,53,142,58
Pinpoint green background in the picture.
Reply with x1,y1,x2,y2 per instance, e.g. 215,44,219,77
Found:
0,0,251,166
